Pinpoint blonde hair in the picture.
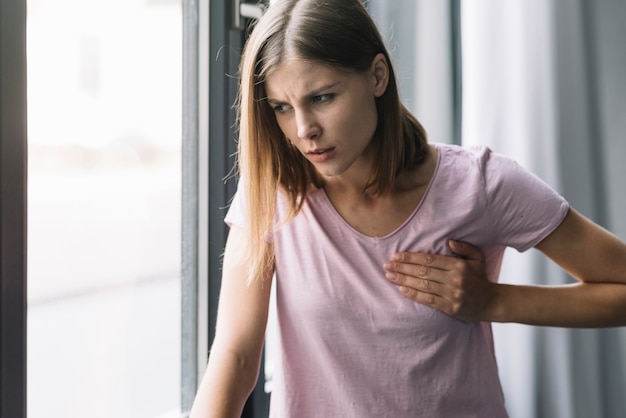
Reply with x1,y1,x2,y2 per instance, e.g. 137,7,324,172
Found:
235,0,428,283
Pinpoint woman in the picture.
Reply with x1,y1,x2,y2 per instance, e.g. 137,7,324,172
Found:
190,0,626,416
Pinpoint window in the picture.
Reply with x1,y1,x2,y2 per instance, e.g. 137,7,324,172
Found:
26,1,182,417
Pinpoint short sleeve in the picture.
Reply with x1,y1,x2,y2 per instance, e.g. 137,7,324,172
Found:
224,181,246,228
224,181,275,243
478,147,570,252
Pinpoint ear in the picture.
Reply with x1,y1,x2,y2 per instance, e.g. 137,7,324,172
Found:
370,53,389,97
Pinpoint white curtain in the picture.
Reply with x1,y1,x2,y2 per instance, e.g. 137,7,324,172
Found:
462,1,626,417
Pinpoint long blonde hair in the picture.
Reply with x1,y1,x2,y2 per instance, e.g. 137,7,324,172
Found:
235,0,428,283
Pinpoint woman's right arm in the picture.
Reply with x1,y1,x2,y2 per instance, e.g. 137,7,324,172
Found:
189,225,274,418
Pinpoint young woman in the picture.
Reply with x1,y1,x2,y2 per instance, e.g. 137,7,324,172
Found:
190,0,626,416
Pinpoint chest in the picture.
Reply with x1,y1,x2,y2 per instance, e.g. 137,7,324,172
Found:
324,187,427,238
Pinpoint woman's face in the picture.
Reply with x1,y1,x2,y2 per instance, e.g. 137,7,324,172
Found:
264,54,389,180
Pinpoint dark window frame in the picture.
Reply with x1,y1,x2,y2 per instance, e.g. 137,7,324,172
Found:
0,0,28,417
181,0,269,416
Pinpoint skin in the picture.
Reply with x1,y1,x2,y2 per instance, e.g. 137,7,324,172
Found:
190,226,273,418
265,56,385,186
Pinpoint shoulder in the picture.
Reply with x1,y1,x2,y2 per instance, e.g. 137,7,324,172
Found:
429,142,496,188
433,142,535,186
434,142,502,168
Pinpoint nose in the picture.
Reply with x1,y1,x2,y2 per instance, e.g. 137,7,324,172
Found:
295,109,320,140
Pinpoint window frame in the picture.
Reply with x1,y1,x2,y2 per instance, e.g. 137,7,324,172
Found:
0,0,28,417
181,0,269,416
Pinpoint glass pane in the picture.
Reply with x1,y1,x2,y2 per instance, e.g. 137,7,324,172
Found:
27,1,182,417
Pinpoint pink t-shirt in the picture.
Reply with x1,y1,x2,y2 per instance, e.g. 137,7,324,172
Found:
226,144,569,417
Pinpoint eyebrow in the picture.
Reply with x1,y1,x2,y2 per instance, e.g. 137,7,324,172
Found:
266,82,339,105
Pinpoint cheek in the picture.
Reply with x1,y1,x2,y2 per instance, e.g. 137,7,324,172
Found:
275,118,305,151
275,117,295,140
349,99,378,139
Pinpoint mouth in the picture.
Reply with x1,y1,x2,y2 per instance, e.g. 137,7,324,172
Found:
306,147,336,162
307,147,335,155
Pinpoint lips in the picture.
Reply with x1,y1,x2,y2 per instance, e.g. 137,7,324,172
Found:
306,147,336,163
308,148,331,154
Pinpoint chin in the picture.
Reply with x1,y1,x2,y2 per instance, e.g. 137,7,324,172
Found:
312,161,340,174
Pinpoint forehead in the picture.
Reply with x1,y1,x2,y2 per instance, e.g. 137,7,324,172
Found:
264,59,356,98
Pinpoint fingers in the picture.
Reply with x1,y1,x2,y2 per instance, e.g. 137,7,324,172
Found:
390,250,455,271
398,284,478,320
383,241,489,320
384,261,455,312
448,239,485,262
392,240,484,267
397,285,452,313
385,267,445,294
386,265,473,319
384,260,453,285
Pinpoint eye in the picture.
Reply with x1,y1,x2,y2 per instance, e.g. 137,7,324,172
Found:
311,93,334,104
272,103,291,114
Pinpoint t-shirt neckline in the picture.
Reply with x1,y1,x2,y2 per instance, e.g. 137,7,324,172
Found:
317,143,444,242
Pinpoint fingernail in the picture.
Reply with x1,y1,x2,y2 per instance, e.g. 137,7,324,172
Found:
392,253,403,261
386,272,398,282
383,262,395,270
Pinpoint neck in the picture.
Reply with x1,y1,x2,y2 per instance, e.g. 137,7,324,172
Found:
323,163,375,198
321,140,377,195
323,143,435,199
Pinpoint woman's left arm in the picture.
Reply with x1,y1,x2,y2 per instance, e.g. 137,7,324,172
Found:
384,208,626,327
